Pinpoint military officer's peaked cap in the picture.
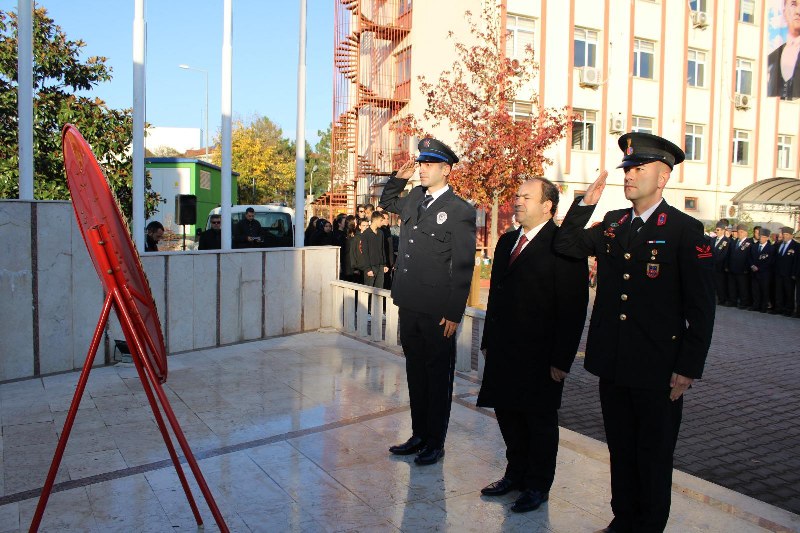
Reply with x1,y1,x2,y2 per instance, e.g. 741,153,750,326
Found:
616,131,685,170
416,137,459,165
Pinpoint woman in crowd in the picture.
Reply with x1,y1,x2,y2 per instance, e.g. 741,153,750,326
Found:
310,218,334,246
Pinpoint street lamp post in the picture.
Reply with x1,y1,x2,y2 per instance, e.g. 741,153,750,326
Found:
309,164,318,197
178,64,209,155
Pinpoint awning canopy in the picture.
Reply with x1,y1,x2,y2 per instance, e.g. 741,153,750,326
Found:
731,178,800,206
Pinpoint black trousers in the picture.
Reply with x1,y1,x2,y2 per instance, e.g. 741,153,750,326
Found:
775,275,796,314
362,268,384,288
399,307,456,449
599,381,683,533
728,272,751,306
752,275,771,311
713,270,728,303
495,407,559,493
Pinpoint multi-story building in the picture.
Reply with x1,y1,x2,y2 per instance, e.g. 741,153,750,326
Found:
328,0,800,238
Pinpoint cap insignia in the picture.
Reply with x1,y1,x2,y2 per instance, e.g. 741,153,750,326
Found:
626,138,634,156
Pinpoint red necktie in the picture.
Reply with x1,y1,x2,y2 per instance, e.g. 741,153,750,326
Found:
509,234,528,265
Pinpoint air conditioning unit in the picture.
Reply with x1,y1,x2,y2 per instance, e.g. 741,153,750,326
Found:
608,116,626,134
579,66,601,88
691,11,709,29
734,93,751,110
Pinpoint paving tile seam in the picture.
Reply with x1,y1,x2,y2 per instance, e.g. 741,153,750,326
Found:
450,397,798,533
0,403,412,508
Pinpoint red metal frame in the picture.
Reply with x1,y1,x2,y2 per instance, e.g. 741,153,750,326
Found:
29,226,229,532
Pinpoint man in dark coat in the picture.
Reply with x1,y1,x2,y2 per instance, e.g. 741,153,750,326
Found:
380,138,476,466
233,207,263,248
198,214,222,250
357,211,388,288
554,132,715,533
750,228,777,312
710,221,731,304
477,178,588,514
775,226,798,315
727,224,754,308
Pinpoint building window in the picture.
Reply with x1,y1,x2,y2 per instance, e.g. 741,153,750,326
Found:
574,28,598,68
736,59,753,95
687,49,706,87
739,0,755,23
732,130,750,166
199,170,211,190
399,0,412,16
395,47,411,99
778,135,793,170
631,116,653,134
571,109,596,151
634,39,655,79
506,14,536,58
689,0,707,12
685,124,704,161
507,101,534,122
685,197,698,211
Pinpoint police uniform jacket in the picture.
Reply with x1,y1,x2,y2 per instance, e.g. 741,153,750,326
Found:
711,235,731,273
379,174,477,322
776,240,798,277
751,241,777,278
728,237,754,274
477,221,588,411
554,198,715,390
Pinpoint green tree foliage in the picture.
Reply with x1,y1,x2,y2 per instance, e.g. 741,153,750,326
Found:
308,124,332,196
0,7,162,218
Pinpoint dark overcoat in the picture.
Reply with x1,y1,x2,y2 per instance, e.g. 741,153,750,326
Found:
476,221,588,410
554,198,715,390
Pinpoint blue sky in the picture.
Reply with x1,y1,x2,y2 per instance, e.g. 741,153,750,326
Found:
1,0,334,146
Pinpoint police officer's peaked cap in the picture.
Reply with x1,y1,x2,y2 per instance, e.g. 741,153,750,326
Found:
617,132,685,170
416,138,459,165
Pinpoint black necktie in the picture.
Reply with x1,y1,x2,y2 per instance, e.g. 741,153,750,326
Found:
628,217,644,247
418,194,433,219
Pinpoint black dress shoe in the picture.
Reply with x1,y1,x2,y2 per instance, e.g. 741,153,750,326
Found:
480,477,521,496
389,436,425,455
510,489,548,513
414,446,445,465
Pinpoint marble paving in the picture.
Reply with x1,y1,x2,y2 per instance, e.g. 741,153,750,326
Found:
0,330,797,532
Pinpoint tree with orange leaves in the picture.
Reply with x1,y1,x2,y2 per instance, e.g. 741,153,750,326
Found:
393,4,570,249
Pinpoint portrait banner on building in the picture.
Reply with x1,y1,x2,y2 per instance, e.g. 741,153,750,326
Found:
766,0,800,100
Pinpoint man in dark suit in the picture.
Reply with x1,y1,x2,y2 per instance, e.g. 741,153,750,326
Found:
727,224,754,308
477,178,588,513
357,211,388,288
710,221,731,305
380,138,477,466
774,227,797,315
767,0,800,100
750,229,777,313
554,132,715,533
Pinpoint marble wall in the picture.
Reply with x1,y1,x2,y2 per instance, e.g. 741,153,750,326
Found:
0,200,340,382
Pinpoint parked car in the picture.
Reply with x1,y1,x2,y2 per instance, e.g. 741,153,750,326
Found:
203,204,294,248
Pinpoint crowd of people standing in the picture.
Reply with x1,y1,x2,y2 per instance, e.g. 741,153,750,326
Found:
709,220,799,316
304,203,398,289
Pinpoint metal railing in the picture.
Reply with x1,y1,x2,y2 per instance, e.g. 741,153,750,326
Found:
330,280,486,376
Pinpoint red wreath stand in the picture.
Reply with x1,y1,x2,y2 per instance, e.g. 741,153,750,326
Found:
30,125,229,532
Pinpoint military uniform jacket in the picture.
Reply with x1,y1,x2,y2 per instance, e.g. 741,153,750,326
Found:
775,240,798,277
379,174,477,322
728,237,754,274
751,241,777,278
477,221,588,410
554,198,715,389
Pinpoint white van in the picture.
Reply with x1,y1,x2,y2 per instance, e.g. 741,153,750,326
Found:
205,204,294,248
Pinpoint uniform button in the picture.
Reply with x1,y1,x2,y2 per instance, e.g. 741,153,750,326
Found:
624,253,631,260
403,268,408,273
671,335,677,340
431,233,435,236
621,294,628,301
619,314,627,321
650,256,656,260
413,225,418,229
409,239,414,244
404,254,410,258
623,273,630,280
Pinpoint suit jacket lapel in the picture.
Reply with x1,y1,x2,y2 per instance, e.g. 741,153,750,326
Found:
507,221,555,273
417,188,454,223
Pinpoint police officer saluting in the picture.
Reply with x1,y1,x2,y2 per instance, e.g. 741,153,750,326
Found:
380,138,477,465
555,132,715,532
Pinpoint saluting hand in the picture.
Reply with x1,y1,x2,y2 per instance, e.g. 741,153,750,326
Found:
396,159,417,180
582,170,609,206
669,373,694,401
440,318,459,338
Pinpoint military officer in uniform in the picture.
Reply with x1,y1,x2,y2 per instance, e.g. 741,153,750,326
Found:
554,132,716,533
379,138,477,466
